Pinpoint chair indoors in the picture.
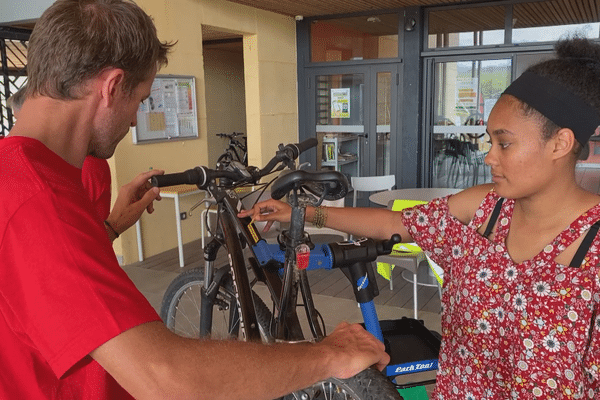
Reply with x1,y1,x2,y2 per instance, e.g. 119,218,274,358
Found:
351,174,396,208
349,175,396,242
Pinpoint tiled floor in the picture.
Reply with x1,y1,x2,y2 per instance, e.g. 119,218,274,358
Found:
123,231,443,392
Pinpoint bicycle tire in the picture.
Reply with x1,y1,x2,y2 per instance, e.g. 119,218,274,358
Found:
160,267,272,341
280,368,403,400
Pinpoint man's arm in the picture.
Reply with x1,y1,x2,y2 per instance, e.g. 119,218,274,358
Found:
91,320,389,400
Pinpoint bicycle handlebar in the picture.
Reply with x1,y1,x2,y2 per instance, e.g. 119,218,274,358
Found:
216,132,245,138
257,138,317,176
286,137,318,159
327,234,402,266
151,138,318,189
151,167,206,187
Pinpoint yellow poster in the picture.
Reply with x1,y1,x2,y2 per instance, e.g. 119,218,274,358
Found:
456,78,478,115
331,88,350,118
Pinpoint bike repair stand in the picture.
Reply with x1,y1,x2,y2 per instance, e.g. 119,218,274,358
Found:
340,260,441,397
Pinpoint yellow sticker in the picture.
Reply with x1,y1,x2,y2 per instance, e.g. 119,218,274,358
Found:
248,223,259,243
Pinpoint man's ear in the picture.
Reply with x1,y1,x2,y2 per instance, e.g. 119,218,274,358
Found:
551,127,577,160
100,68,126,107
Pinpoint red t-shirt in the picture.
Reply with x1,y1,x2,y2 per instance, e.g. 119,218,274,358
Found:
0,136,160,399
82,156,112,221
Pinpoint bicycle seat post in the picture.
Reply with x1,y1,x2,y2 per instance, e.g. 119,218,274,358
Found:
288,198,306,247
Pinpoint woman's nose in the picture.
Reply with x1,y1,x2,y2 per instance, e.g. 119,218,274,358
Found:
484,146,496,167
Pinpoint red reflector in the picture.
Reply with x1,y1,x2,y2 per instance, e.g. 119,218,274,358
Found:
296,244,310,270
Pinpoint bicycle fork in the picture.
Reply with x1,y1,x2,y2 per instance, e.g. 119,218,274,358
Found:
199,238,230,337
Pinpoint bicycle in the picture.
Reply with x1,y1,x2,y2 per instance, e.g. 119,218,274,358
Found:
152,139,435,399
216,132,248,166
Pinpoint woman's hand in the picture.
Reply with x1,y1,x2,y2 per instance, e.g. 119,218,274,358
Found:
238,199,292,232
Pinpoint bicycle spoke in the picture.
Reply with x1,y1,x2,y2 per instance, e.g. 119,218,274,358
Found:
175,288,201,337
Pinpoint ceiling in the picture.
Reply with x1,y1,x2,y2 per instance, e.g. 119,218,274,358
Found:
224,0,488,18
208,0,599,41
224,0,599,21
5,1,599,45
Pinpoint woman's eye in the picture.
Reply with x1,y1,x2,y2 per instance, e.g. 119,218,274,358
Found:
488,140,509,149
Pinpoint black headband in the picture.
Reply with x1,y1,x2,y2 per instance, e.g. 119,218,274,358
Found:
502,71,600,145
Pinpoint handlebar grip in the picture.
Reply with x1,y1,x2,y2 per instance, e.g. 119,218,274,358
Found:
381,234,402,254
151,167,206,187
283,138,318,159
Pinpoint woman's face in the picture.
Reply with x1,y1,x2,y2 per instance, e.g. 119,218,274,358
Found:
484,95,556,199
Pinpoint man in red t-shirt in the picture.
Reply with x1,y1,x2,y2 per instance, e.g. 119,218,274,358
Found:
82,156,112,220
0,1,389,399
9,84,156,239
10,86,114,222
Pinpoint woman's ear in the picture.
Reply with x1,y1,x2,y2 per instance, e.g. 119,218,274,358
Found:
551,127,577,160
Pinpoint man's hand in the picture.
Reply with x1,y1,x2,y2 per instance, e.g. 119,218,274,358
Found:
316,321,390,379
105,169,164,239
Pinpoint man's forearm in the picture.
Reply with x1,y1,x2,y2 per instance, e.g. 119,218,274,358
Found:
93,321,387,400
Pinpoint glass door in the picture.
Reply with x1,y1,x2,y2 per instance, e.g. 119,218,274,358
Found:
429,57,512,189
314,71,366,181
368,65,399,178
309,64,399,194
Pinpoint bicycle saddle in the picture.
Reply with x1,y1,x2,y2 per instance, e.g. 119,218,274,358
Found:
270,170,349,201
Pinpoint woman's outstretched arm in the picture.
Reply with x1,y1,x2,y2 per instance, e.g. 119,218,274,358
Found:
239,199,412,242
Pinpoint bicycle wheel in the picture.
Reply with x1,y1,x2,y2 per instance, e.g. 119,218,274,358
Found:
160,267,272,341
281,368,403,400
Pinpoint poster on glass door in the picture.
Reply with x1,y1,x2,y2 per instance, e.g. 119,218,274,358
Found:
331,88,350,118
455,78,478,116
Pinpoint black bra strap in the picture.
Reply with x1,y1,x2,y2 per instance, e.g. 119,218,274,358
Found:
569,220,600,268
483,198,505,239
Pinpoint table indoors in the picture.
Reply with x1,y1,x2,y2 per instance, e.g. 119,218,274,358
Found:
369,187,462,207
135,185,203,268
368,187,461,296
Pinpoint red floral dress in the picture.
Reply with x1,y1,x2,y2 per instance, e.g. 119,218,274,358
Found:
402,191,600,399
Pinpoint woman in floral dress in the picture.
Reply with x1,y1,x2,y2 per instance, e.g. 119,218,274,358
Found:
241,37,600,399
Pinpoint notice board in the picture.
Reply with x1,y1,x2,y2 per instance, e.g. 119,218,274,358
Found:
132,75,198,144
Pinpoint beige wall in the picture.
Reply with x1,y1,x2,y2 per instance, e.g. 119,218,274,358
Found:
204,46,246,167
111,0,298,264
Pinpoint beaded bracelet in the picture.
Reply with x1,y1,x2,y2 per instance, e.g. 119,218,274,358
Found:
104,220,120,239
313,206,328,229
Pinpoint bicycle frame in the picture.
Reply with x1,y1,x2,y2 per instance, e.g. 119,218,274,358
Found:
201,188,312,342
156,139,440,391
200,184,386,345
217,133,248,166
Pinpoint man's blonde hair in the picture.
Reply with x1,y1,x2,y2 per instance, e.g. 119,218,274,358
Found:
27,0,175,100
